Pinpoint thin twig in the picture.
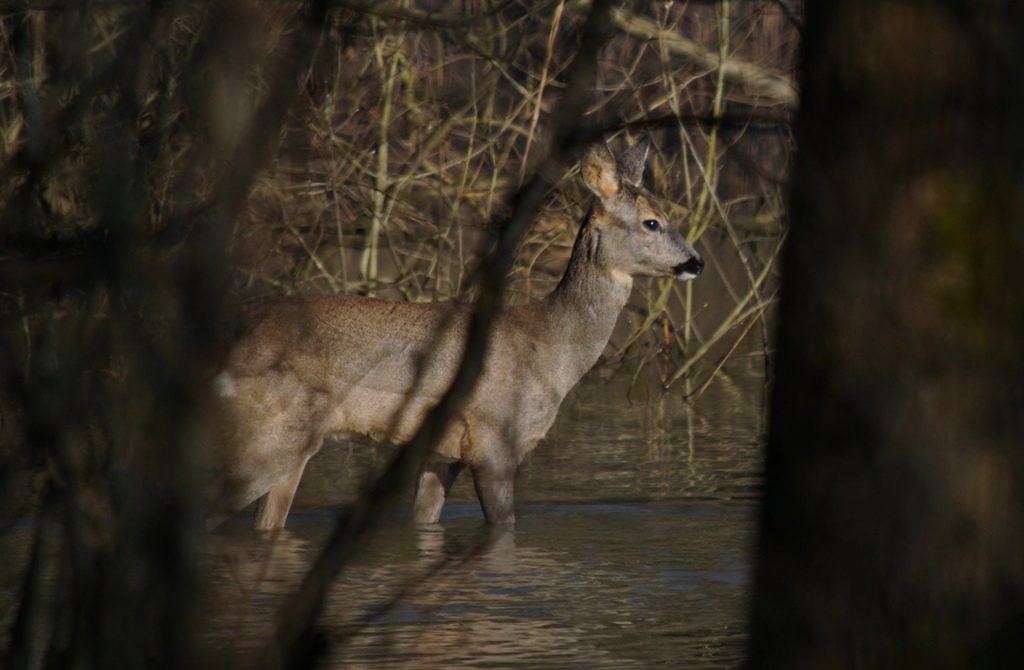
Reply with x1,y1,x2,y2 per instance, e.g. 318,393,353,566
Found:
686,285,778,405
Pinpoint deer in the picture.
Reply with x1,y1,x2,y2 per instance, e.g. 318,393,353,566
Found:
211,137,703,530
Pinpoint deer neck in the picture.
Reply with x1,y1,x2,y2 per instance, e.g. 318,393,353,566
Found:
540,215,633,366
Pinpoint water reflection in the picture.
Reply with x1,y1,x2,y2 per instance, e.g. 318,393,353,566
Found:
339,525,600,667
205,507,752,667
203,365,764,667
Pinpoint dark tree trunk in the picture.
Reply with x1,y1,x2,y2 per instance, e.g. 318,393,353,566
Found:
749,1,1024,666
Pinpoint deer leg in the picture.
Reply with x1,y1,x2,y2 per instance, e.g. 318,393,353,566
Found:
470,462,516,525
414,461,465,524
252,455,311,531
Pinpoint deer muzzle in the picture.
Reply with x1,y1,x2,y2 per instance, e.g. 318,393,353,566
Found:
673,256,704,279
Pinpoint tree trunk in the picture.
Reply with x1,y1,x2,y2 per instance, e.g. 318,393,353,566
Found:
749,1,1024,666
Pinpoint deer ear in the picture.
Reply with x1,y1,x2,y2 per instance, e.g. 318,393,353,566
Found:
581,141,621,199
617,136,649,187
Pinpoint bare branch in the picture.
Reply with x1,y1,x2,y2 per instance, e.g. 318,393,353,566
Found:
611,6,799,109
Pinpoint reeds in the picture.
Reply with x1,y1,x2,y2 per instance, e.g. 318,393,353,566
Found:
0,1,799,666
236,1,796,387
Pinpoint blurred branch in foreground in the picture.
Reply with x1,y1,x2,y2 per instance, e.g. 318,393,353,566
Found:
0,0,799,667
0,1,334,667
256,1,614,666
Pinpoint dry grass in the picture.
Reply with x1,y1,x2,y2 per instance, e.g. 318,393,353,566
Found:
232,0,796,384
0,1,798,666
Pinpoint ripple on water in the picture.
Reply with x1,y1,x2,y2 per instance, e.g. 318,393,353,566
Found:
204,368,765,668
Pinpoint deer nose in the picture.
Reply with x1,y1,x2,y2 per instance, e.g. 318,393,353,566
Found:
674,256,704,277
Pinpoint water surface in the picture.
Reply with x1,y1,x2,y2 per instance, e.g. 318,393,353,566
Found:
206,359,766,668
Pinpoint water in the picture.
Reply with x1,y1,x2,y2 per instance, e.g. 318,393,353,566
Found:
204,357,766,668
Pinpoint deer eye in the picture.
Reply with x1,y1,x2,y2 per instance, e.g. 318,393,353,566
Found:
642,219,661,232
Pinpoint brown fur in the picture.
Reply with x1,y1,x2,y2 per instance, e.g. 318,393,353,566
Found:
212,138,703,529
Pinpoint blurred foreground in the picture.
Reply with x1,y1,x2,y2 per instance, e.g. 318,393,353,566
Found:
0,2,789,668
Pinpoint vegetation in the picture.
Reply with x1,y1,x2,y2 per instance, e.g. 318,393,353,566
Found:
0,1,796,667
